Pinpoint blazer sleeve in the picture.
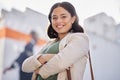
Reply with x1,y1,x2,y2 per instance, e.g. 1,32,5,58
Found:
38,33,89,79
22,41,54,72
22,53,42,72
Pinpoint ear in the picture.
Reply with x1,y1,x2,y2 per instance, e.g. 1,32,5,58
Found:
71,16,76,24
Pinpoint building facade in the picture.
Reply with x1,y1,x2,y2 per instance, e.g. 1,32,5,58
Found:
84,12,120,80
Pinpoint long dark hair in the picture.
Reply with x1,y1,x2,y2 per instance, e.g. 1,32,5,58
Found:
47,2,84,38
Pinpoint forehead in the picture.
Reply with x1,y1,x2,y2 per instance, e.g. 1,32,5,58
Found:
51,7,70,16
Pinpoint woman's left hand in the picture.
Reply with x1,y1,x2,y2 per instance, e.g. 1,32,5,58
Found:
31,71,38,80
32,68,40,80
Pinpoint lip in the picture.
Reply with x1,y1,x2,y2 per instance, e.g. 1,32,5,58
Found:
57,25,64,29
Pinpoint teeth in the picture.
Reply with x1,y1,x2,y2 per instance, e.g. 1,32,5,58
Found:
57,25,63,28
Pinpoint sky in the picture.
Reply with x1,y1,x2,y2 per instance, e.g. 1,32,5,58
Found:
0,0,120,25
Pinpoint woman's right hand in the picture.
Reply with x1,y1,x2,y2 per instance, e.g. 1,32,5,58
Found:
43,54,56,61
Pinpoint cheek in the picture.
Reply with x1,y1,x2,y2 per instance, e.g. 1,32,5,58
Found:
51,24,57,30
67,21,72,28
51,21,56,27
65,24,72,32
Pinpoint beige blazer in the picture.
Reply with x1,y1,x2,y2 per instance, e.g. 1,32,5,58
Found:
22,33,89,80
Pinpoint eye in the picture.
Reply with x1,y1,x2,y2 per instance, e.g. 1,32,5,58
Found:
61,16,67,19
52,16,57,20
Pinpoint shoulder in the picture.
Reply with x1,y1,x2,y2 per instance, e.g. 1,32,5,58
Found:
68,33,89,41
60,33,89,45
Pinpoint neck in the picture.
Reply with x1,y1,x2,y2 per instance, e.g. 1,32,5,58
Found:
58,33,69,40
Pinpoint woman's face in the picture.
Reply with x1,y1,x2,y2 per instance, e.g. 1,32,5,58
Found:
51,7,75,37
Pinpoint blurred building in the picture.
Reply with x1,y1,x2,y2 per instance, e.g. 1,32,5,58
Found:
84,12,120,80
0,8,48,80
1,8,48,39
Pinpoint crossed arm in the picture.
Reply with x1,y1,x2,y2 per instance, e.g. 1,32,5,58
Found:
37,54,56,64
22,53,56,80
22,33,89,79
31,54,56,80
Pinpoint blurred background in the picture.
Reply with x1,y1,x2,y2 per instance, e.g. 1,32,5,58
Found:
0,0,120,80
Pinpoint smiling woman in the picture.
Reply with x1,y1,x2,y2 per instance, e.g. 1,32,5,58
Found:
50,6,76,39
22,1,89,80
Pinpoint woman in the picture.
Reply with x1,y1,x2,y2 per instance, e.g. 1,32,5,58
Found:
22,1,89,80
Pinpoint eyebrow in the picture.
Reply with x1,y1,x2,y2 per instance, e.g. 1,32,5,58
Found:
52,13,67,17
